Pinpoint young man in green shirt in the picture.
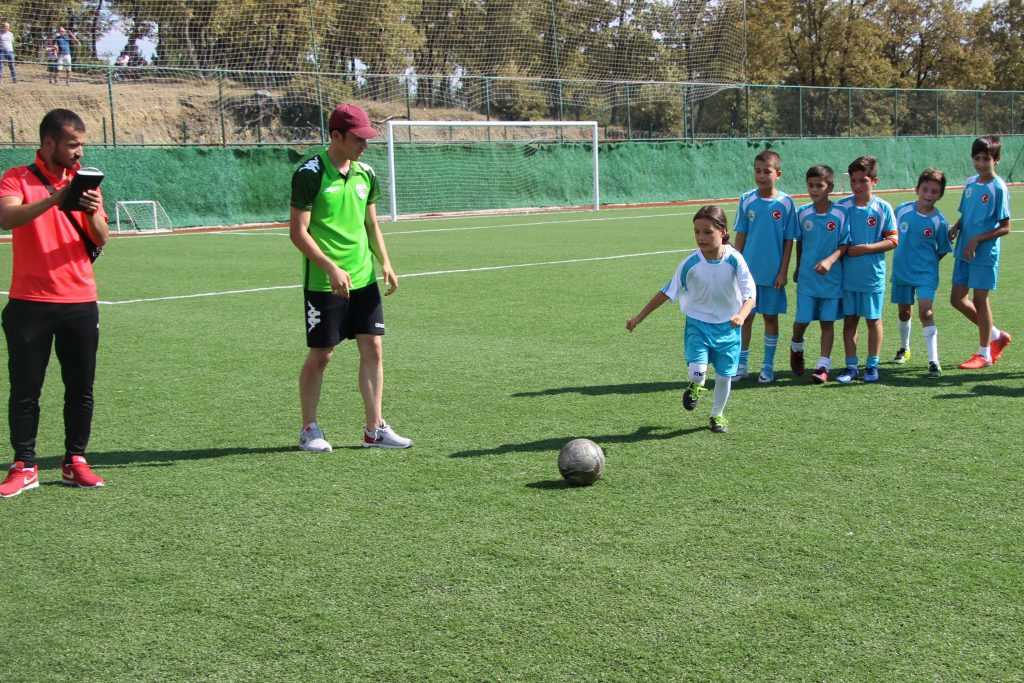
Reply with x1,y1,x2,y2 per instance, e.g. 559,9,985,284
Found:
289,104,411,450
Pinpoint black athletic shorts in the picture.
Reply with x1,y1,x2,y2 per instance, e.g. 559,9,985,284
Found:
304,283,384,348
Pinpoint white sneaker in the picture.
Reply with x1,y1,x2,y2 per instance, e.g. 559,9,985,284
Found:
735,364,748,380
362,422,413,449
299,423,333,452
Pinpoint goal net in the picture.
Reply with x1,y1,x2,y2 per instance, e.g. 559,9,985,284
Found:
383,120,600,220
115,200,174,233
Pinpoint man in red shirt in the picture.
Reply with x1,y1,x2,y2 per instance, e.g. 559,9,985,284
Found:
0,108,110,498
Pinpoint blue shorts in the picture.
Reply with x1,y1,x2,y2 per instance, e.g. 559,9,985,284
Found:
891,284,937,306
952,258,998,291
842,290,884,319
753,285,787,316
795,292,842,323
684,317,741,377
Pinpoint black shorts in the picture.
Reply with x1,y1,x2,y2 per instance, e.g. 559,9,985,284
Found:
304,283,384,348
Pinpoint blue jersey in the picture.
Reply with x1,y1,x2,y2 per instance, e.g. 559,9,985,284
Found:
892,201,952,289
734,189,799,286
836,195,897,293
795,203,851,299
956,175,1010,266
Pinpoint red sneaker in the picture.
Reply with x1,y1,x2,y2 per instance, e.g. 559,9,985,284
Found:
0,461,40,499
958,354,992,370
990,332,1012,363
811,367,829,384
790,349,805,376
61,455,105,488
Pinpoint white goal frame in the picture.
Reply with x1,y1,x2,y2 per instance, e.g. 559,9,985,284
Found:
115,200,172,233
385,120,601,221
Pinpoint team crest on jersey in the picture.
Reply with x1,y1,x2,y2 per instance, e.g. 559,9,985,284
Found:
747,209,756,222
981,193,990,204
803,220,813,232
771,209,783,221
965,187,973,199
899,221,909,233
923,227,934,238
356,183,369,200
826,220,837,231
867,216,877,227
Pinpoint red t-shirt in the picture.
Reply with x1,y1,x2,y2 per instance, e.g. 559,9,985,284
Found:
0,153,106,303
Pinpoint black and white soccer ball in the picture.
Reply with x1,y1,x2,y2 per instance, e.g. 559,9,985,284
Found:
558,438,605,486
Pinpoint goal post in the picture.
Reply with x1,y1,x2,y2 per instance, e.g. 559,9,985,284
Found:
115,200,174,233
384,120,600,221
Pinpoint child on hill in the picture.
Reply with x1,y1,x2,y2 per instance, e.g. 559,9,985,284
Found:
627,206,755,433
891,169,952,377
949,135,1013,369
835,156,898,384
790,166,851,384
733,150,798,384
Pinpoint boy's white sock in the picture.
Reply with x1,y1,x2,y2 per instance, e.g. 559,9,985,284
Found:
978,346,993,361
923,325,938,363
990,326,1002,342
711,376,732,418
816,356,832,370
791,340,805,352
899,320,912,348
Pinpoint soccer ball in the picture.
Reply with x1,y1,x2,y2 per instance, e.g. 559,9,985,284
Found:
558,438,605,486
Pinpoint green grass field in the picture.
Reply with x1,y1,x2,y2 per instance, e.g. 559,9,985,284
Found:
1,190,1022,681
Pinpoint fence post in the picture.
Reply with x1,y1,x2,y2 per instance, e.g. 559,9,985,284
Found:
218,71,227,146
625,84,632,140
893,90,898,135
798,87,804,138
1012,92,1016,135
681,83,687,139
745,84,751,138
484,77,492,142
975,91,980,135
102,117,107,146
107,66,117,147
9,117,14,147
181,119,188,145
935,90,940,136
405,77,413,143
847,88,852,136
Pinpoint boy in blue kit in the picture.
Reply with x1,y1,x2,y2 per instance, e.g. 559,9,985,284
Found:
950,135,1013,369
891,169,953,377
734,150,798,384
835,156,898,383
789,165,851,384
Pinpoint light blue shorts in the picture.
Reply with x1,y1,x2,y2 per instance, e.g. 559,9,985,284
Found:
684,317,741,377
952,258,998,291
891,284,937,306
753,284,787,316
842,290,884,319
795,292,842,323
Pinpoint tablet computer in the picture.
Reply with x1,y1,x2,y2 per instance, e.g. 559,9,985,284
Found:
60,167,104,211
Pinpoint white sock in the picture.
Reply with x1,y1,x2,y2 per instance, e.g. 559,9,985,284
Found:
816,356,832,370
791,340,805,352
979,346,992,361
899,320,912,348
711,376,732,417
688,362,708,386
923,325,938,363
990,326,1002,342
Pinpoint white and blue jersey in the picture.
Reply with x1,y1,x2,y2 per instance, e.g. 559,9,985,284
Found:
892,201,952,289
661,245,756,324
795,203,851,299
956,174,1010,266
836,195,898,292
734,189,799,286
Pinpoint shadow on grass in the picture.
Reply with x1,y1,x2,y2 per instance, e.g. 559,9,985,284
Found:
36,446,293,469
526,479,592,490
449,424,705,458
815,366,1024,391
511,375,810,398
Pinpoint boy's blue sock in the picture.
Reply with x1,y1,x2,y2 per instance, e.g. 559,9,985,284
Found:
867,355,880,369
845,355,859,369
739,349,750,367
763,335,779,369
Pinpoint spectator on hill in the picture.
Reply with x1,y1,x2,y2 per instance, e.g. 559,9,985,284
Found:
54,26,78,85
0,22,15,83
45,38,58,84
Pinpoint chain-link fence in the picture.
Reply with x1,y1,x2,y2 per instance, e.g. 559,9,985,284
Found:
4,61,1024,146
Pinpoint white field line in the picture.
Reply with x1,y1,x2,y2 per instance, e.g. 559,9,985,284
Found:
0,248,695,306
211,210,699,238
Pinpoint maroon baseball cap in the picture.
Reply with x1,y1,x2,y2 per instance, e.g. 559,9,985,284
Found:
328,104,378,139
